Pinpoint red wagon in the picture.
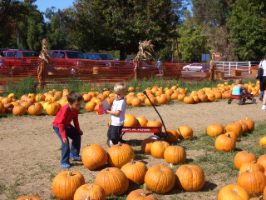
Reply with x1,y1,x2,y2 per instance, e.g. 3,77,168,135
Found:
228,93,256,105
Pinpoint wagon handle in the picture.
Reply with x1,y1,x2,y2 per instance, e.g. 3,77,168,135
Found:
142,91,168,138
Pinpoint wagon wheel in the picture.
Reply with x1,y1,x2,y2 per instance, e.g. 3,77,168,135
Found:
252,98,256,104
228,99,232,104
238,99,244,105
149,135,160,141
107,139,114,147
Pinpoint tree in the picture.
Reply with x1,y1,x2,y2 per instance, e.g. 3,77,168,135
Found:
226,0,266,60
69,0,185,60
177,24,208,62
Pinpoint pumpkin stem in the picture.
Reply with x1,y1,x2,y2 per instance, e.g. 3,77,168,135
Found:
68,171,72,176
85,195,91,200
118,142,122,146
106,168,110,172
141,183,147,197
232,188,238,194
131,159,135,165
169,163,173,168
87,185,93,190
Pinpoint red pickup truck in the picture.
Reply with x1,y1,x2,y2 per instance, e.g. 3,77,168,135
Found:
49,50,87,75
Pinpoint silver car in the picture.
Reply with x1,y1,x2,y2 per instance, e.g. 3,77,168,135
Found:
182,63,209,72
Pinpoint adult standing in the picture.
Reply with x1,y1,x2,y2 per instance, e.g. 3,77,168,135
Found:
260,55,266,110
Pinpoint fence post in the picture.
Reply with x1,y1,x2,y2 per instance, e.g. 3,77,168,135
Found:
229,62,231,76
236,62,238,70
249,61,251,74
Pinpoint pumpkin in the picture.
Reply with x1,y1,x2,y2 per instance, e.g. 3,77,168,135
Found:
150,141,170,159
177,94,185,101
121,159,148,184
217,184,249,200
215,134,236,152
177,126,193,140
28,103,43,116
144,97,157,106
85,101,96,112
239,161,264,174
136,116,148,127
12,104,27,116
20,100,33,109
124,114,137,127
164,130,179,143
157,94,168,104
183,96,194,104
175,164,205,191
238,120,249,134
131,97,142,107
237,170,266,195
107,142,135,168
257,155,266,172
1,97,12,104
225,122,243,138
73,183,106,200
198,93,208,102
4,102,14,113
126,184,158,200
52,171,85,200
35,93,45,102
234,151,257,170
179,88,187,94
170,92,178,100
144,165,175,194
147,121,161,127
260,137,266,149
241,118,255,132
45,103,59,116
81,144,107,170
164,146,186,165
141,138,157,154
17,196,43,200
250,197,266,200
95,167,129,196
207,93,216,101
83,93,92,102
0,102,5,114
224,131,237,142
192,95,200,103
206,123,224,137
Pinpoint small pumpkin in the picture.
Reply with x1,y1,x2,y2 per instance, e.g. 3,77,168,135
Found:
234,151,257,170
95,167,129,196
164,130,179,143
175,164,205,191
241,118,255,132
224,131,237,142
17,196,43,200
144,165,175,194
136,116,148,127
225,122,243,138
45,102,59,116
206,123,224,137
217,184,249,200
239,161,264,174
150,141,170,159
121,159,148,184
126,184,158,200
164,146,186,165
12,104,27,116
124,114,137,127
183,96,194,104
28,103,43,116
177,126,193,140
260,136,266,149
215,134,236,152
131,97,142,107
147,121,161,127
0,102,5,114
141,138,157,154
73,183,106,200
258,155,266,172
52,171,85,200
81,144,107,170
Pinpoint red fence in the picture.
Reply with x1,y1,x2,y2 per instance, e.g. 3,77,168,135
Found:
0,58,209,92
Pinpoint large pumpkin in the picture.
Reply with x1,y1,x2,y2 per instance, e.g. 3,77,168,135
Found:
81,144,107,170
95,167,129,196
28,103,43,116
234,151,257,170
73,183,105,200
141,138,157,154
45,102,59,116
124,114,137,127
215,134,236,152
217,184,249,200
183,96,194,104
150,141,170,159
206,123,224,137
177,126,193,140
12,104,27,116
52,171,85,200
239,161,264,174
126,184,158,200
121,160,148,184
131,97,142,107
224,131,237,142
107,142,134,168
175,164,205,191
144,165,175,194
237,170,266,195
164,146,186,165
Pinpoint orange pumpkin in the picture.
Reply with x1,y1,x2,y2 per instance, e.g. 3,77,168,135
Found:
183,96,194,104
225,122,243,138
215,134,236,152
136,116,148,127
177,126,193,140
241,118,254,132
28,103,43,116
17,196,43,200
121,160,148,184
12,104,27,116
95,167,129,196
224,131,238,142
206,123,224,137
150,141,170,159
126,184,158,200
144,97,157,106
257,155,266,172
73,183,106,200
124,114,137,127
239,161,264,174
45,102,59,116
85,101,96,112
141,138,157,154
260,136,266,149
131,97,142,107
164,146,186,165
147,121,161,127
0,102,5,114
175,164,205,191
144,165,175,194
164,130,179,143
157,94,168,104
234,151,257,170
217,184,249,200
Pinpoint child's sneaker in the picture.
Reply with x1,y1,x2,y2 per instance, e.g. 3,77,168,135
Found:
262,105,266,110
61,163,70,169
70,154,81,161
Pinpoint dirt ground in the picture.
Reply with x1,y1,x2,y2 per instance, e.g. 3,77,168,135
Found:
0,97,265,200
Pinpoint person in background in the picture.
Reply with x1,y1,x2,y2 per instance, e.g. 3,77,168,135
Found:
106,82,127,146
0,50,5,72
231,79,248,96
52,91,83,168
156,57,163,74
258,55,266,101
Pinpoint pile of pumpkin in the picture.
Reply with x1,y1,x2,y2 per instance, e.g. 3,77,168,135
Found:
18,140,205,200
218,152,266,200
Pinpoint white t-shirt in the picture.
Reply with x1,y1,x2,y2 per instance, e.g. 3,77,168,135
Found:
110,98,126,126
259,59,266,76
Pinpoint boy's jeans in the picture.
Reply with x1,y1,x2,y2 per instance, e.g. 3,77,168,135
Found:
53,125,81,165
259,91,264,99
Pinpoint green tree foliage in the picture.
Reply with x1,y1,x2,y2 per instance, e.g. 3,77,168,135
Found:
178,24,208,62
226,0,266,60
69,0,182,60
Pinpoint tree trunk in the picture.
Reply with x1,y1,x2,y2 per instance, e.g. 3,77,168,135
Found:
120,47,126,61
176,38,180,63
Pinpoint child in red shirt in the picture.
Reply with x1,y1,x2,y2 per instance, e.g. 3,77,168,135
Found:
53,91,83,168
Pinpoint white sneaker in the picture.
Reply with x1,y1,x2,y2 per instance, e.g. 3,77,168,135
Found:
262,105,266,110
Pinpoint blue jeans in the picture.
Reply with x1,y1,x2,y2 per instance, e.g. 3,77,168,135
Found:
53,125,81,165
260,91,264,98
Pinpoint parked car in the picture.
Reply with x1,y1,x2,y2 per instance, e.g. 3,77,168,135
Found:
83,52,117,67
182,63,210,72
3,50,36,75
49,50,87,75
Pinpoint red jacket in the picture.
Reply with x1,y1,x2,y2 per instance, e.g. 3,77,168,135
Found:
52,104,81,139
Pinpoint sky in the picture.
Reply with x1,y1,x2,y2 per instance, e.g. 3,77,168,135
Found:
34,0,75,13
